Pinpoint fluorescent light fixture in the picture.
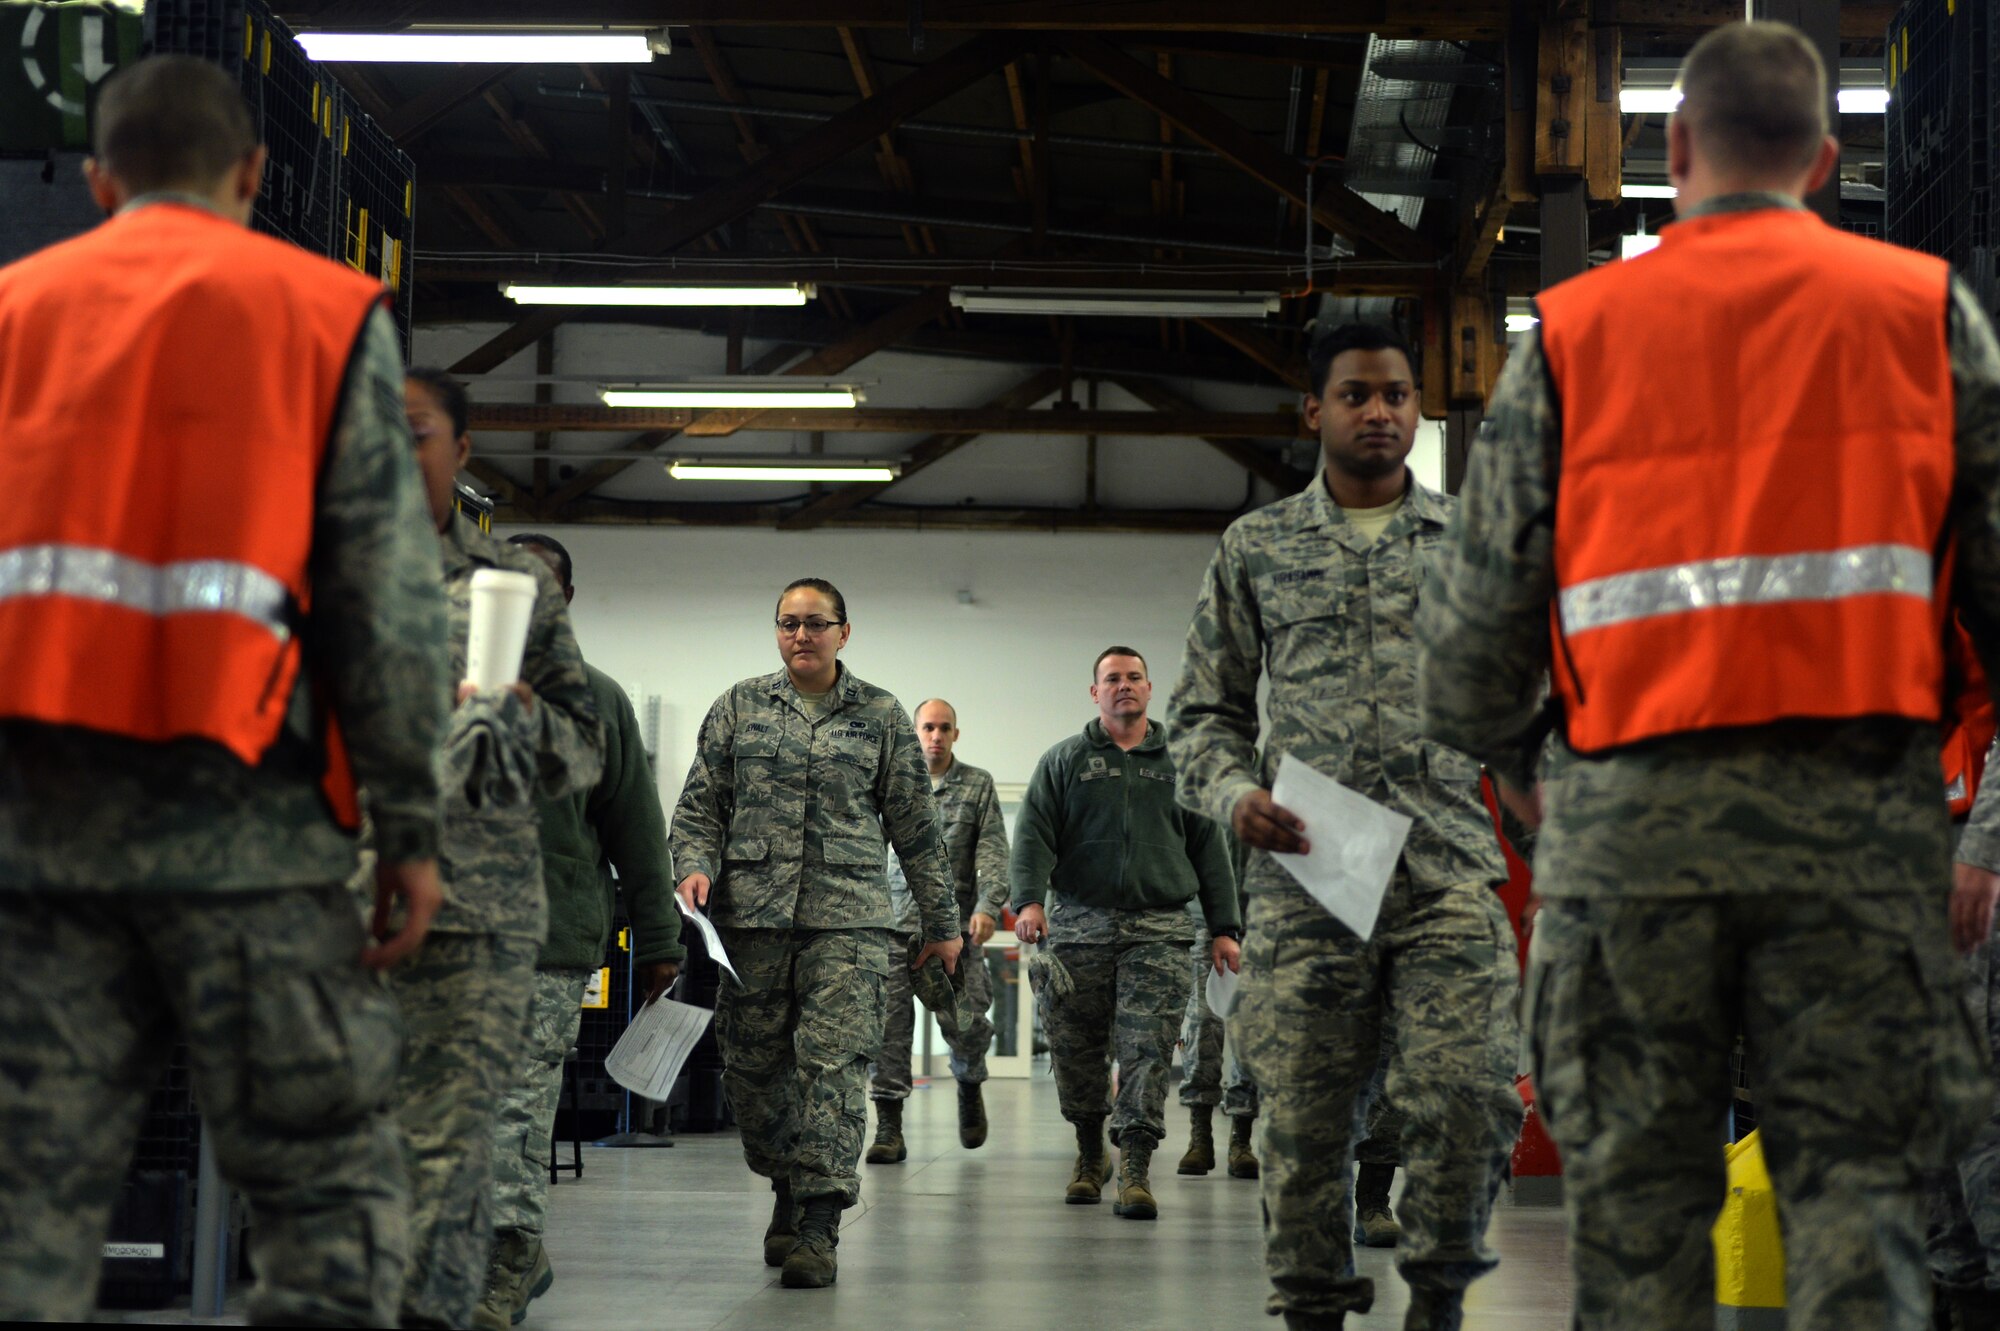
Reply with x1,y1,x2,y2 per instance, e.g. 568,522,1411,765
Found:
949,288,1281,318
1621,183,1678,199
1619,88,1887,114
1505,314,1540,333
501,283,812,307
601,387,858,409
298,32,653,63
668,459,899,483
1622,233,1663,260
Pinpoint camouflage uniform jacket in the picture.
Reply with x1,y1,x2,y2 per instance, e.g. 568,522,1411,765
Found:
1418,192,2000,899
1167,469,1505,899
887,760,1012,932
435,511,602,939
670,664,959,941
0,305,449,891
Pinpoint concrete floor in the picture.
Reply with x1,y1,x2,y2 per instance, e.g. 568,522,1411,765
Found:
528,1075,1575,1331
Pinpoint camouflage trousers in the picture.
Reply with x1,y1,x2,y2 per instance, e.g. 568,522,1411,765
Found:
1180,929,1258,1119
1236,880,1520,1320
1930,933,2000,1293
715,926,892,1207
1355,1028,1405,1168
389,931,538,1329
870,932,995,1098
1039,940,1193,1148
0,886,408,1327
1529,891,1987,1331
489,967,590,1243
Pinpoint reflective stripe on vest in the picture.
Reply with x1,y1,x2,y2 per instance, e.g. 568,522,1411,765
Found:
1559,544,1933,636
0,545,291,639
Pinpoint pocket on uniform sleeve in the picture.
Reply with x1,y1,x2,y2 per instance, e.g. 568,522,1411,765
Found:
242,936,403,1131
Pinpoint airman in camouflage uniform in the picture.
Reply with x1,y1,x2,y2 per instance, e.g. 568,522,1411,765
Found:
869,701,1011,1160
1167,325,1521,1330
1177,921,1262,1178
1014,649,1242,1222
394,371,603,1330
0,60,449,1326
1416,40,2000,1323
670,579,961,1290
1932,742,2000,1329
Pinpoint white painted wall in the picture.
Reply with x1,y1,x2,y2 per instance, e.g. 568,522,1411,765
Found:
504,523,1225,806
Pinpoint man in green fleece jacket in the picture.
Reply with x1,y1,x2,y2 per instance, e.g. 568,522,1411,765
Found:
1012,645,1241,1222
475,535,686,1331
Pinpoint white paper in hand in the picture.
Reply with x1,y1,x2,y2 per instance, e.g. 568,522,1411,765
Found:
676,895,739,983
605,996,712,1100
1205,964,1240,1020
1269,752,1413,941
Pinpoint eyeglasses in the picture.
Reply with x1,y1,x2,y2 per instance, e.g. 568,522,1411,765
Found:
776,617,845,637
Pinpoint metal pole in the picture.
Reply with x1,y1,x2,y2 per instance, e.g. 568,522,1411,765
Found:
1540,178,1591,290
190,1123,230,1318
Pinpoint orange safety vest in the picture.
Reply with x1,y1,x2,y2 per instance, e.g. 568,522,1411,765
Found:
1539,207,1956,753
1943,613,1995,817
0,202,385,825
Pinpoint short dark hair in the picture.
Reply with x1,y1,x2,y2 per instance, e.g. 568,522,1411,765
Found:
1094,646,1148,681
406,367,469,438
93,56,258,195
508,533,573,591
914,698,959,727
779,577,847,622
1307,323,1418,398
1676,22,1828,177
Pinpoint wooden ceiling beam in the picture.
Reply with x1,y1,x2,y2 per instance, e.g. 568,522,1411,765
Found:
445,30,1027,376
1191,318,1311,394
496,497,1245,535
1059,35,1433,263
281,2,1508,39
775,368,1065,530
376,62,518,142
1108,375,1310,492
466,403,1305,437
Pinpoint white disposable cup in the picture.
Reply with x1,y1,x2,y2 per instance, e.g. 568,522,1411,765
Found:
465,568,538,691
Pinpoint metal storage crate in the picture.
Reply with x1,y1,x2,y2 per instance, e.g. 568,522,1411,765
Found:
1886,0,1998,316
145,0,417,353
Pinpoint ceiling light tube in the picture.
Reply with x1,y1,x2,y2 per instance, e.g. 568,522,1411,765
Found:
1504,313,1540,332
949,289,1281,318
501,283,812,306
1619,88,1887,114
298,32,653,63
1621,183,1678,199
602,388,858,409
668,459,899,483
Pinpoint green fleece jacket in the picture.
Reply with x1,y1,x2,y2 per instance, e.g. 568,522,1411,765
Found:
1009,718,1241,933
534,663,684,971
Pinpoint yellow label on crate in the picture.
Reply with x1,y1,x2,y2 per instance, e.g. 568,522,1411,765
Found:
404,180,414,215
261,31,271,75
581,968,612,1010
383,234,401,290
618,928,630,951
341,118,351,155
242,16,253,59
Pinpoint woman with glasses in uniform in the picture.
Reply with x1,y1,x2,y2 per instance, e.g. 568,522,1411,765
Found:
669,577,962,1290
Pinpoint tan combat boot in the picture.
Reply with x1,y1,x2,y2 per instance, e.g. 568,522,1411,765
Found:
864,1098,907,1164
1113,1137,1159,1220
780,1197,842,1289
1065,1117,1112,1204
1227,1114,1261,1179
1177,1105,1216,1175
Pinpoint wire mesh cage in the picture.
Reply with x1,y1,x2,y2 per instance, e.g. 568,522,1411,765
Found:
145,0,417,353
1886,0,1998,317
